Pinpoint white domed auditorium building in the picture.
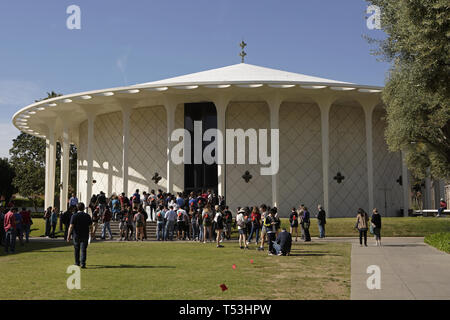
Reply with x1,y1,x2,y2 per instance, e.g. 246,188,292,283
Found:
12,62,415,217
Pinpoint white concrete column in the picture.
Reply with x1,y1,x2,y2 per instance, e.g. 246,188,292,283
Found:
60,125,70,212
362,102,377,212
213,96,230,198
266,95,282,208
425,167,432,209
164,99,177,194
315,96,334,217
85,113,96,207
402,151,410,216
44,133,50,209
45,123,56,209
121,106,132,197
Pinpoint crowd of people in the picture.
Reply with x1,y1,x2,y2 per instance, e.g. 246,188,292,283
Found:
1,186,394,256
0,207,33,254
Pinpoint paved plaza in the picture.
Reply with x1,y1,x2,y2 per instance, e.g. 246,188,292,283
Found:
350,237,450,300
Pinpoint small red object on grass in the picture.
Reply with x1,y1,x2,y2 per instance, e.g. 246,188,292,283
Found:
232,264,236,270
220,284,228,291
250,259,254,264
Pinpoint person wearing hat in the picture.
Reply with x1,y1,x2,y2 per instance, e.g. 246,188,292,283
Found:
437,198,447,217
236,208,248,249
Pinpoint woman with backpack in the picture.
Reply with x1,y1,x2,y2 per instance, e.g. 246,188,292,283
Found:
301,205,311,242
202,204,213,243
111,195,121,221
214,206,224,248
355,208,369,247
289,207,299,241
236,208,249,249
247,206,261,245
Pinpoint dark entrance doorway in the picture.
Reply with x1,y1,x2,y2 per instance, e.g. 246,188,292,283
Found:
184,102,218,194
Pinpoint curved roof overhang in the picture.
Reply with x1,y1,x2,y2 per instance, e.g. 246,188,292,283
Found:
12,66,384,143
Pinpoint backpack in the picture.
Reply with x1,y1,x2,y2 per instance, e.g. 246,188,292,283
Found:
216,213,223,225
237,215,245,228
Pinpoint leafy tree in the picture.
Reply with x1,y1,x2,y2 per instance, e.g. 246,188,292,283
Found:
366,0,450,180
0,158,17,205
9,133,45,212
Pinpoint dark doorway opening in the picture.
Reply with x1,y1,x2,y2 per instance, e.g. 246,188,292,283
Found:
184,102,218,194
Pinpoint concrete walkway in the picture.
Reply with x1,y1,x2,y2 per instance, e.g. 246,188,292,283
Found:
350,237,450,300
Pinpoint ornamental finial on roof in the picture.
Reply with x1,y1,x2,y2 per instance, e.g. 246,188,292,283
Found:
239,40,247,63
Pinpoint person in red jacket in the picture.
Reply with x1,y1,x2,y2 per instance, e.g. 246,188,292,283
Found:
19,208,32,243
4,208,17,253
437,198,447,217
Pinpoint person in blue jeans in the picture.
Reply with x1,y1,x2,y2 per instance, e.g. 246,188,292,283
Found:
156,206,166,241
164,206,177,241
4,208,17,253
14,210,24,246
247,206,260,245
67,203,92,268
316,205,326,239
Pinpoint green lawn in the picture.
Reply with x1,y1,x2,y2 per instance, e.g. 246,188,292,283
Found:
424,232,450,253
0,241,350,300
29,216,450,238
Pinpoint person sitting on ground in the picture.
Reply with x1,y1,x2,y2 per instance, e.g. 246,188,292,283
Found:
274,228,292,256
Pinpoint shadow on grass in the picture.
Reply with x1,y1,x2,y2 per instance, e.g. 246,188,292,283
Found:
0,240,71,257
287,253,341,257
88,264,176,269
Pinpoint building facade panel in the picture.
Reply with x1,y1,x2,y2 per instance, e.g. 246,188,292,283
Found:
279,102,323,216
329,104,368,217
372,109,403,216
225,102,272,211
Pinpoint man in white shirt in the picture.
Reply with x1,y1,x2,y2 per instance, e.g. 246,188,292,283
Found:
164,206,177,241
236,208,248,249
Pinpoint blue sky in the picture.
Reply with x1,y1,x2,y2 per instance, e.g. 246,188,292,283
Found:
0,0,387,158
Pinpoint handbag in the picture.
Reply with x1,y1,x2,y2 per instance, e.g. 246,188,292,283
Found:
369,224,374,234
